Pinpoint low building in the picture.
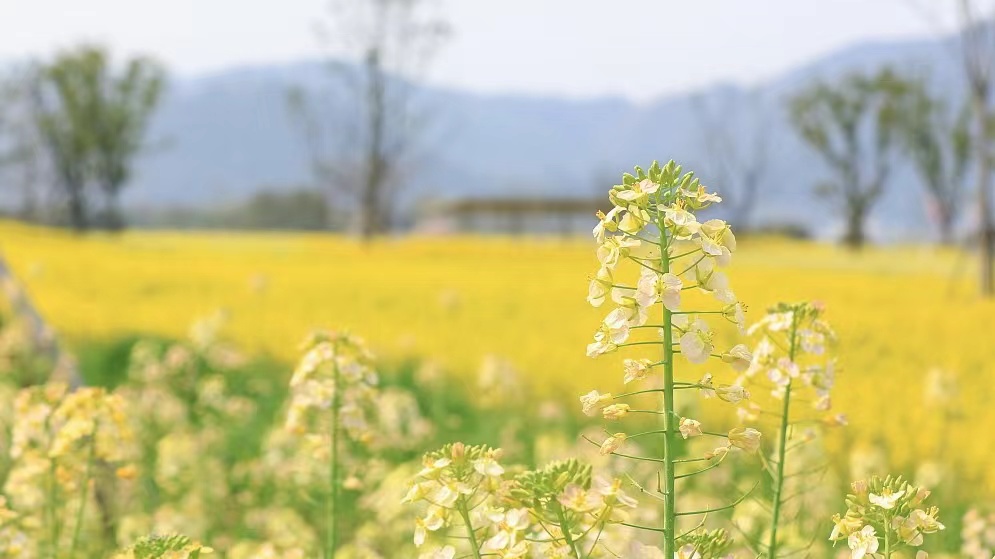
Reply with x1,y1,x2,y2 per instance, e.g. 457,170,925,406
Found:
415,196,609,235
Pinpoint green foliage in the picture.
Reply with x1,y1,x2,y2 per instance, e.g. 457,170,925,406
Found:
676,527,733,558
789,67,919,247
512,459,592,504
128,534,208,559
898,79,973,242
31,44,165,230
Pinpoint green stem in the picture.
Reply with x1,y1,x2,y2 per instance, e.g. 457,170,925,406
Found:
47,460,58,559
555,503,582,559
68,430,98,559
659,222,677,557
767,309,799,559
883,523,891,558
326,353,341,559
456,497,483,559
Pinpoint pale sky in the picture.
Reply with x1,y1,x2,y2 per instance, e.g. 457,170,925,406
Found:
0,1,987,101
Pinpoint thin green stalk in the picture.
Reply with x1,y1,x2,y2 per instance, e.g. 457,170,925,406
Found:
47,460,58,559
883,523,891,558
659,220,677,557
456,496,483,559
767,309,799,559
554,503,582,559
68,429,98,558
326,354,341,559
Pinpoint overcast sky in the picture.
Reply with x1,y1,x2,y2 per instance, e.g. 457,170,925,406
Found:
0,1,988,101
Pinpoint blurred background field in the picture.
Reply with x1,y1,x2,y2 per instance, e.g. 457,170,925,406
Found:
3,219,992,503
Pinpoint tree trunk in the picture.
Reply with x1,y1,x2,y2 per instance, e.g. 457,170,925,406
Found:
100,186,125,232
66,183,88,232
971,90,994,295
938,207,955,246
843,202,867,250
359,49,387,241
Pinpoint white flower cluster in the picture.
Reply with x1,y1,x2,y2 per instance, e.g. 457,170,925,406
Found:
285,330,379,442
580,161,760,464
586,161,744,360
402,443,528,558
741,302,844,424
962,508,995,559
830,476,944,559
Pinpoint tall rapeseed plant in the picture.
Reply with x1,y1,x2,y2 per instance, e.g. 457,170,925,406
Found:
581,160,758,556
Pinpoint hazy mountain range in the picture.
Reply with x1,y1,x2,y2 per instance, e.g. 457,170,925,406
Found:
91,26,985,238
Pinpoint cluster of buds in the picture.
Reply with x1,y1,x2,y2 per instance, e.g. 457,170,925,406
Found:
285,330,379,443
509,459,636,557
624,528,734,558
675,528,735,559
830,476,944,558
111,533,213,559
402,443,521,557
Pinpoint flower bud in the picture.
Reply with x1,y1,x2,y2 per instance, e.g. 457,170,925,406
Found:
715,384,749,403
602,404,630,420
704,445,729,460
580,390,612,417
721,344,752,372
728,427,761,454
599,433,626,456
679,417,702,439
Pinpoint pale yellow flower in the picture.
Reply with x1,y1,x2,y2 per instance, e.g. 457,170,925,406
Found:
721,344,752,372
599,433,626,455
728,427,761,453
676,544,702,559
414,506,446,546
602,404,630,420
847,525,878,559
558,484,599,513
869,488,905,510
715,384,749,403
829,513,863,541
579,390,612,417
419,546,456,559
622,358,653,384
679,417,702,439
679,319,713,364
704,445,730,460
594,477,638,508
587,267,613,307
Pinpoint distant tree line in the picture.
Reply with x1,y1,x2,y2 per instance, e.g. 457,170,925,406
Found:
695,2,995,296
130,189,334,231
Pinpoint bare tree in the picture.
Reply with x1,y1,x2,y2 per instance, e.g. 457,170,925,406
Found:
0,69,44,219
290,0,448,239
789,68,917,249
957,0,995,294
691,91,770,231
899,78,972,244
902,0,995,292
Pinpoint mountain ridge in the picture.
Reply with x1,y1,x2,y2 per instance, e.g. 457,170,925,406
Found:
20,26,979,239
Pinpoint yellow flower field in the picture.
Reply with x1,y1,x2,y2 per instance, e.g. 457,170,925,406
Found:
2,219,994,499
